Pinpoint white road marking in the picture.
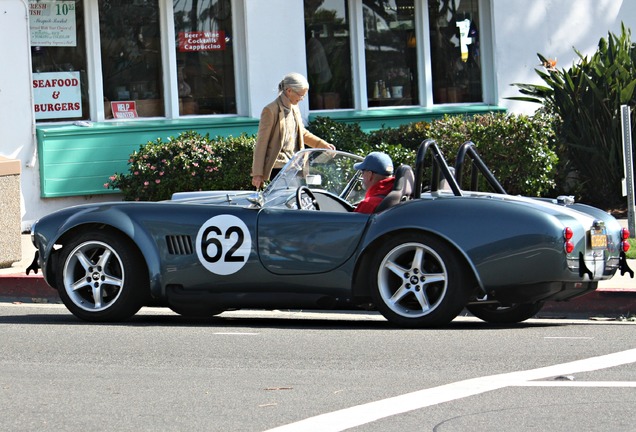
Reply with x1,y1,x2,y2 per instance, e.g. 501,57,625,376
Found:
265,348,636,432
516,381,636,387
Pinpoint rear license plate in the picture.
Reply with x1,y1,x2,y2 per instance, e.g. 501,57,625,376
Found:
590,229,608,249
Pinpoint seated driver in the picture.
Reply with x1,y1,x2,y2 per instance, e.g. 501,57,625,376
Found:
354,152,395,214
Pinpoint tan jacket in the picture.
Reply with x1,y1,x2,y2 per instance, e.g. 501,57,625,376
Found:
251,97,331,179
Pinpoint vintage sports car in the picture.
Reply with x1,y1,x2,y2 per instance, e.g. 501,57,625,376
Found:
28,140,633,327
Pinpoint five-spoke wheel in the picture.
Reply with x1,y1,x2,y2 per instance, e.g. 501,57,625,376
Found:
370,233,470,327
56,230,148,322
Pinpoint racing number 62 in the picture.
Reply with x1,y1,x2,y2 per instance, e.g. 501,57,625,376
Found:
196,215,252,275
200,225,245,263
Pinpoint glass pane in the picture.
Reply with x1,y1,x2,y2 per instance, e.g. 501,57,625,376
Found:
173,0,236,115
428,0,482,103
363,0,418,108
304,0,353,110
100,0,163,119
30,0,88,121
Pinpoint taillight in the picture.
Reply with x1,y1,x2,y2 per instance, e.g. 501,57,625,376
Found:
622,228,631,252
621,228,630,240
564,227,574,253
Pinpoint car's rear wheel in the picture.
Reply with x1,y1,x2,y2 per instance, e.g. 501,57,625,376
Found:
369,233,470,328
56,230,148,322
466,302,544,324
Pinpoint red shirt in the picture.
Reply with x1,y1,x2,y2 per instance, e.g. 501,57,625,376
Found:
354,177,395,214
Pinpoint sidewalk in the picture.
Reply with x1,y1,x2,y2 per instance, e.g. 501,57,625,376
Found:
1,233,634,318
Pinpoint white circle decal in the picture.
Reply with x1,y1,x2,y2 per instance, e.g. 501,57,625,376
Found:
195,215,252,275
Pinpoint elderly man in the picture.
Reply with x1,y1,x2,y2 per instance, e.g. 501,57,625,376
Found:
353,151,395,214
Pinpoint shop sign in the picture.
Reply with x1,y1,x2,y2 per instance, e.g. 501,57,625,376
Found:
110,102,138,119
29,1,77,47
178,30,226,52
32,71,82,120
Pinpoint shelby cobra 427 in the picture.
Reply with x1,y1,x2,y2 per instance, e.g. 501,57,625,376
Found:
28,140,633,327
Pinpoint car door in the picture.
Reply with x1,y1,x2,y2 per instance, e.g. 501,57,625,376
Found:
257,208,369,274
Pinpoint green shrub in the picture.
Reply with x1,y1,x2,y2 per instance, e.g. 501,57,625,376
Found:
510,24,636,208
211,134,256,191
106,131,254,201
306,116,368,154
109,112,558,201
426,112,559,196
306,116,415,167
362,113,559,197
368,121,432,151
627,238,636,259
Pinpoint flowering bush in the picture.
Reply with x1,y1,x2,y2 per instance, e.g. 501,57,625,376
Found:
105,131,253,201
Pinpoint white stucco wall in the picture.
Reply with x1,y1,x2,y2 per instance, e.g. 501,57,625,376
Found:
243,0,311,120
0,1,37,231
492,0,636,114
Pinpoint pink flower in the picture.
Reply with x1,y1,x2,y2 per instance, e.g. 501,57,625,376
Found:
134,171,139,175
155,179,161,184
103,183,109,188
144,181,149,186
109,175,116,181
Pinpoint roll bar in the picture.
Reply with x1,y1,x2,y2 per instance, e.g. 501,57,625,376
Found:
413,139,462,198
454,141,507,194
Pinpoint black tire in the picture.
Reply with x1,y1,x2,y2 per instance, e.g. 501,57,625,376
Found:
167,304,224,318
369,232,470,328
55,230,148,322
466,302,544,324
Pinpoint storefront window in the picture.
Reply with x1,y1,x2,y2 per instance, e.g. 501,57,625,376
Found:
304,0,353,110
100,0,164,119
363,0,418,107
428,0,482,103
30,0,88,121
173,0,236,115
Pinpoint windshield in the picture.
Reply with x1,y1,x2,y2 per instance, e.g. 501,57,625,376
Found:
261,149,366,207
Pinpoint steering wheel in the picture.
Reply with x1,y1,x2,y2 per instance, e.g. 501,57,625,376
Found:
296,186,320,210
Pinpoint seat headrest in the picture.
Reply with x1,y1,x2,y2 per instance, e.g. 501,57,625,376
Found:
393,165,414,197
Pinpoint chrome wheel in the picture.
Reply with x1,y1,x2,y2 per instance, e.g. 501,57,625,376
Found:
370,233,469,327
56,231,147,322
62,240,125,312
378,242,448,318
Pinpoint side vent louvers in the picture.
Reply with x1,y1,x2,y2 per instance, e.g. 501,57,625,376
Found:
166,235,194,255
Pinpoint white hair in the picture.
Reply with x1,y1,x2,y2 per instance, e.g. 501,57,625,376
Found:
278,72,309,94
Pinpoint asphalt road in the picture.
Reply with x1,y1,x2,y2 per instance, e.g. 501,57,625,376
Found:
1,305,635,432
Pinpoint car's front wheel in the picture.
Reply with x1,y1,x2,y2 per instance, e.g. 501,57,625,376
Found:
466,302,544,324
55,230,148,322
369,233,471,328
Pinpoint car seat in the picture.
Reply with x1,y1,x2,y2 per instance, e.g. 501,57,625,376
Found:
374,165,415,213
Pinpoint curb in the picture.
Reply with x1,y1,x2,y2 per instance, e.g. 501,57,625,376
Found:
0,275,60,303
0,273,634,318
540,289,636,318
